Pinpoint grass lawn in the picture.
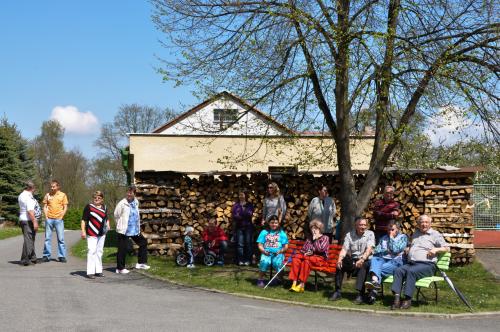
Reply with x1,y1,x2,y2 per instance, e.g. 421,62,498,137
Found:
0,226,46,240
0,226,23,240
72,232,500,314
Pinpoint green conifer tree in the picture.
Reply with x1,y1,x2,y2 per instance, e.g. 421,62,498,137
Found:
0,118,35,222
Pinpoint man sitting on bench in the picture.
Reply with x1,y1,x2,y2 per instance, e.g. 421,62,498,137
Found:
330,217,375,304
390,214,449,310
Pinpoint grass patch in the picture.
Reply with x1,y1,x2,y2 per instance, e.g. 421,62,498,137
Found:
71,233,500,313
0,226,23,240
0,226,46,240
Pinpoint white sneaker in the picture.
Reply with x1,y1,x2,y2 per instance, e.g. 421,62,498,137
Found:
135,263,151,270
244,261,250,266
187,264,195,269
115,268,130,274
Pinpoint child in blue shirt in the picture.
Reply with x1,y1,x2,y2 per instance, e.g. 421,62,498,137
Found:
256,215,288,287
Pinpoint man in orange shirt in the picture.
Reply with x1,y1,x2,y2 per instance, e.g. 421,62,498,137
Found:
42,180,69,263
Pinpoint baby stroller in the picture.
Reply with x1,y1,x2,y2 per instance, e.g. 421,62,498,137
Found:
175,240,219,267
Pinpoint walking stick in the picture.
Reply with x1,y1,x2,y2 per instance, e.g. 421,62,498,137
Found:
264,250,295,289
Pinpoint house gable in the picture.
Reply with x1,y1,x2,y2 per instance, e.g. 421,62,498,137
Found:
152,91,294,135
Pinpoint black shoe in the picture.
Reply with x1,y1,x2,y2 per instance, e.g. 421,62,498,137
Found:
58,257,67,263
329,291,342,301
95,273,105,277
42,257,50,263
353,295,364,304
86,274,95,279
391,294,401,310
400,299,412,309
31,259,38,264
366,291,377,305
21,261,31,266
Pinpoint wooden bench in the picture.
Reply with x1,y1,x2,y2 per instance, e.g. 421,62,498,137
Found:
381,252,452,303
277,239,342,291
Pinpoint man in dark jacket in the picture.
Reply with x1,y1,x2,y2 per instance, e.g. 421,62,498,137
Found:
373,185,400,243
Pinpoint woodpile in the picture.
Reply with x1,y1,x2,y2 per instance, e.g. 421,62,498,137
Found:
422,176,475,265
133,171,476,265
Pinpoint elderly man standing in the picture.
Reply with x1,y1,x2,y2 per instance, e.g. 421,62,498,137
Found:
329,217,375,304
391,214,449,310
308,185,336,242
42,180,68,263
18,181,39,266
373,185,400,243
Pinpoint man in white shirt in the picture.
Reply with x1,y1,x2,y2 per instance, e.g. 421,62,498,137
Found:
18,181,39,266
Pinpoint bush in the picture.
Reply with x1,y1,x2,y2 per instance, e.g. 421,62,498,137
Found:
64,207,83,230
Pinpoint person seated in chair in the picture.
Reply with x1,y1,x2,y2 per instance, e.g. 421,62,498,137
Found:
364,221,408,303
288,219,329,292
256,215,288,288
202,219,228,266
390,214,449,310
329,217,375,304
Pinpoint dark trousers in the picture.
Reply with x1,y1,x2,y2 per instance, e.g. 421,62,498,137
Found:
20,220,37,263
116,233,148,270
391,261,436,298
236,228,253,263
335,256,370,293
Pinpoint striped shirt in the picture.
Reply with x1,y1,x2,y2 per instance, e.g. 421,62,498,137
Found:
82,203,108,237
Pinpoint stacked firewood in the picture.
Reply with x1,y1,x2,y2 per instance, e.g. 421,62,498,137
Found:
422,177,475,264
133,171,476,264
135,172,183,256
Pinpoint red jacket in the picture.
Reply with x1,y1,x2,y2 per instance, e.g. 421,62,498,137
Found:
202,226,228,244
373,199,400,232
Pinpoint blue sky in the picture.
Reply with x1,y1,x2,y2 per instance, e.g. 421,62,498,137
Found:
0,0,195,158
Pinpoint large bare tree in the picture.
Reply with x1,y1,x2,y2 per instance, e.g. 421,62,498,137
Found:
96,104,178,160
151,0,499,234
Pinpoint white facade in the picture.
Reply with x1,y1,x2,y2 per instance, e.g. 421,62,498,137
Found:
156,96,288,135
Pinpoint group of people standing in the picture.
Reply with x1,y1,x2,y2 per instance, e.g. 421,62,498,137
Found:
18,182,149,279
18,180,68,266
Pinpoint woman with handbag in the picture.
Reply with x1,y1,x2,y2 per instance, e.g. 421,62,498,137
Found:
80,191,109,279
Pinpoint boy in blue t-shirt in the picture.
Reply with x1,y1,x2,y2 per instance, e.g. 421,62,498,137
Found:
256,215,288,287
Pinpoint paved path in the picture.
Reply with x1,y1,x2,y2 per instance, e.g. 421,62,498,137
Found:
1,231,500,332
475,249,500,280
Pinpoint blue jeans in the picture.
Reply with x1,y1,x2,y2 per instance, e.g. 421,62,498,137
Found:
43,218,66,258
236,228,253,263
369,256,403,281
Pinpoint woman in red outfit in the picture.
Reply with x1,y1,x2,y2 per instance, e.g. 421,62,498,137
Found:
289,219,329,292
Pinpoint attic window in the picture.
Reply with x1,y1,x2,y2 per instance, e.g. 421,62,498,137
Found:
213,109,238,129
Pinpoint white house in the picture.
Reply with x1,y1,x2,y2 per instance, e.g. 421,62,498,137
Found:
127,91,375,174
152,91,294,136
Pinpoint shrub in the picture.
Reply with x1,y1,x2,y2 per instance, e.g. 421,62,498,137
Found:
64,207,83,230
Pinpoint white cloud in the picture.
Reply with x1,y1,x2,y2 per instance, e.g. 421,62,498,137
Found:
50,106,99,135
424,106,482,146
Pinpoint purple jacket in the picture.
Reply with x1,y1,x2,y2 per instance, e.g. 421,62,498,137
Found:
232,202,254,229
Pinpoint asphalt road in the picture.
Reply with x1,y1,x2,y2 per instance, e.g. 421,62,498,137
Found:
1,230,499,332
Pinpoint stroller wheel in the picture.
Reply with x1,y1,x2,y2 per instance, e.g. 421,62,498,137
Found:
175,252,189,266
204,254,216,266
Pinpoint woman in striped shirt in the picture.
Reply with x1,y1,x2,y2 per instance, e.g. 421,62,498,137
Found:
288,219,330,292
80,191,109,279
